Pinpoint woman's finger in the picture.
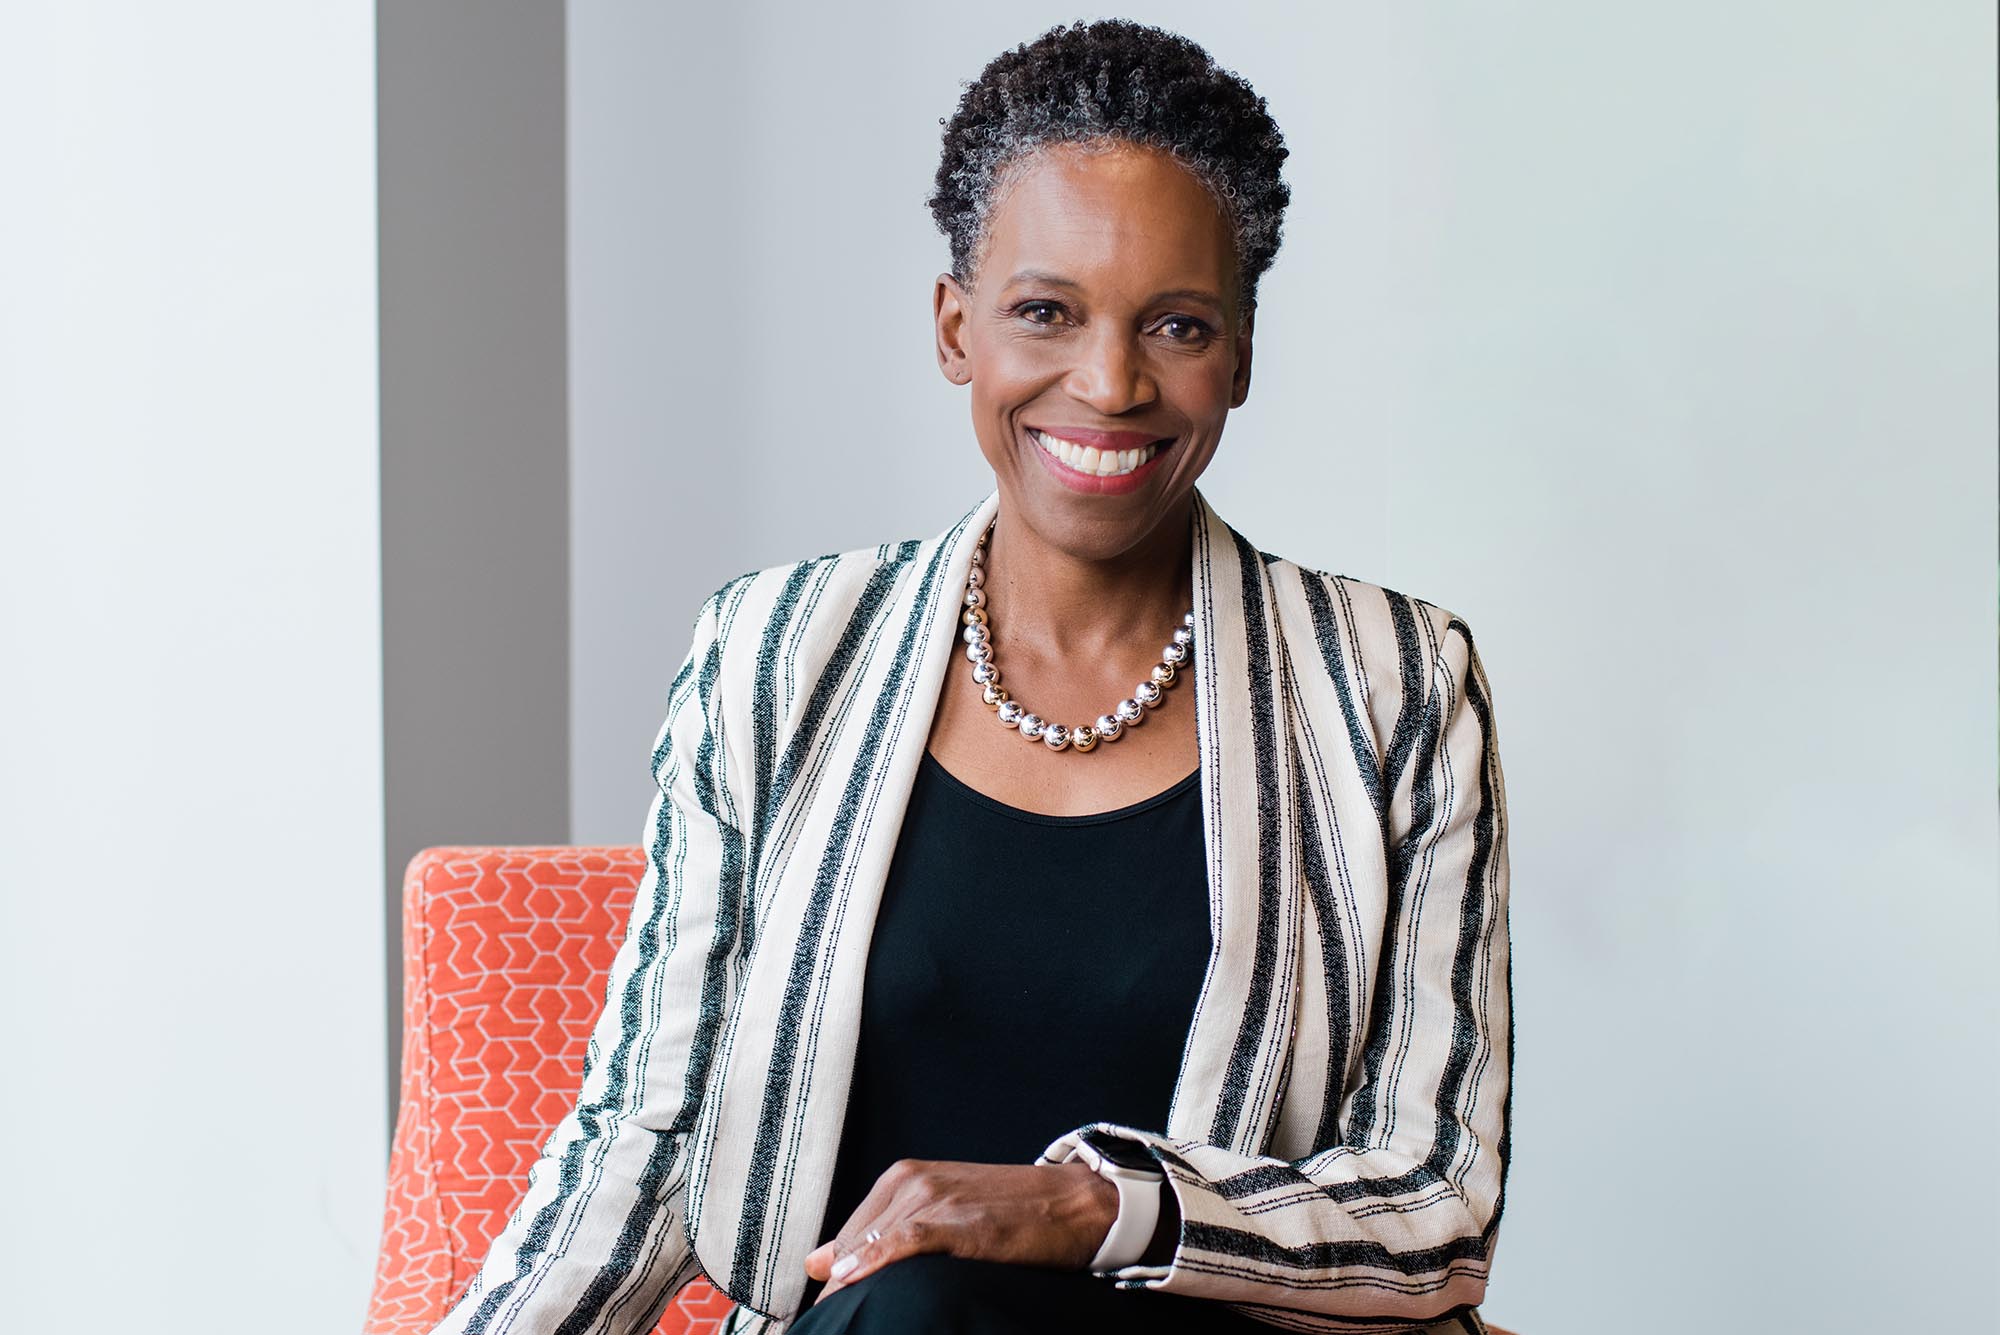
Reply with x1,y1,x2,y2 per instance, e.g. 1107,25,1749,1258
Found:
808,1228,876,1302
818,1217,933,1300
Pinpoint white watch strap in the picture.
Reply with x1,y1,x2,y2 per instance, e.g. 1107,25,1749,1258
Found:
1087,1166,1164,1271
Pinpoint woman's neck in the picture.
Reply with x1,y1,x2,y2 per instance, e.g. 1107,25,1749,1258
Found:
978,496,1195,663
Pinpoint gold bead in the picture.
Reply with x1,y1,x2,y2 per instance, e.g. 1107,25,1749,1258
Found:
962,606,987,627
983,684,1008,709
1071,726,1098,752
1150,662,1176,687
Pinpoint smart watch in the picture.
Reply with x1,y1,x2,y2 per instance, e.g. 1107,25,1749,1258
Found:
1069,1128,1166,1271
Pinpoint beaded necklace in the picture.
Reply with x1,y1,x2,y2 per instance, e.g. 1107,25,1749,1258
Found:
959,521,1194,754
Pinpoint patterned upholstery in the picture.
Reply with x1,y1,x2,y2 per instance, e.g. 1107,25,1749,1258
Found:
364,846,735,1335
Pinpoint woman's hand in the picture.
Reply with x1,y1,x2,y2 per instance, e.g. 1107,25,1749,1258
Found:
803,1158,1117,1304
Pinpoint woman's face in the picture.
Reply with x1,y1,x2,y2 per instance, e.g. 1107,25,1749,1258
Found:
934,140,1254,563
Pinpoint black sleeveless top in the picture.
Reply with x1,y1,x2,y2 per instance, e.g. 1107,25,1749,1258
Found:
803,748,1210,1303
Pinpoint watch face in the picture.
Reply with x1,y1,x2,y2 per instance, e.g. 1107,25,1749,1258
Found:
1079,1128,1160,1173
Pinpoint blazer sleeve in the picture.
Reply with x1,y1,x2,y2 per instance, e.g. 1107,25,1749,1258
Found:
1037,614,1512,1333
431,580,749,1335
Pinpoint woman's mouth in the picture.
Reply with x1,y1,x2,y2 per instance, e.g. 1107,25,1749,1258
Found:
1026,427,1175,494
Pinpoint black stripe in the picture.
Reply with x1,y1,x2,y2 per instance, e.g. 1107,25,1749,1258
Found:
1181,1217,1492,1277
1187,1156,1459,1205
1379,591,1428,802
1211,525,1287,1148
671,588,750,1145
1412,620,1493,1183
728,527,957,1294
1347,610,1444,1150
743,561,819,957
767,560,904,825
1291,760,1355,1152
1299,572,1384,820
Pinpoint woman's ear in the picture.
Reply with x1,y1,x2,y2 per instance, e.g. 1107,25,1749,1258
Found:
934,272,971,384
1229,305,1255,408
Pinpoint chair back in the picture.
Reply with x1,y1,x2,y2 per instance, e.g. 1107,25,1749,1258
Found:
363,846,735,1335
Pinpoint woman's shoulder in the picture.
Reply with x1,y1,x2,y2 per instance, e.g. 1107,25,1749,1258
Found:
1253,543,1475,654
702,533,938,626
1248,546,1494,747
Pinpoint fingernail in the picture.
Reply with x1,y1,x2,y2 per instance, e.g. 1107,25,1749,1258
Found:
831,1254,858,1280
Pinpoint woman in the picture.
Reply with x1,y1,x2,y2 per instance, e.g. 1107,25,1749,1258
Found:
432,19,1510,1335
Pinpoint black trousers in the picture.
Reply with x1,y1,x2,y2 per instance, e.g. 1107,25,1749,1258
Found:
785,1253,1283,1334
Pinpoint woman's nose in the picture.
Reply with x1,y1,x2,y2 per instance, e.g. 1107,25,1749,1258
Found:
1062,330,1157,415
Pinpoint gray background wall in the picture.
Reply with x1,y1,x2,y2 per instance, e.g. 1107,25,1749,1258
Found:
566,4,1998,1332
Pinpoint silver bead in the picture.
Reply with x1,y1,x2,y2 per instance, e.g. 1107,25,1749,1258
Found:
964,586,985,609
965,640,992,664
982,683,1008,708
1150,662,1176,686
1116,698,1144,725
1135,681,1163,708
966,564,984,589
1095,713,1123,741
1018,713,1046,740
972,660,1000,686
1172,625,1193,647
962,622,987,645
1162,641,1188,666
1071,726,1098,752
997,700,1024,728
1042,723,1071,751
1184,610,1196,628
963,605,987,627
971,541,986,566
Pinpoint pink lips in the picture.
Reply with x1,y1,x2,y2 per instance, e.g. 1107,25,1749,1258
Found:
1025,424,1176,497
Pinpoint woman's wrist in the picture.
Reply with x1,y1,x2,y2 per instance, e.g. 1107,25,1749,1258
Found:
1053,1159,1122,1250
1058,1137,1178,1270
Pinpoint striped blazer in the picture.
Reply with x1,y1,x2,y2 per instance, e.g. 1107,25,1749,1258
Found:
431,485,1513,1335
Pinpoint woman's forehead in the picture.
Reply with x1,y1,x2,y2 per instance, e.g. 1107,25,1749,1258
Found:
981,142,1236,301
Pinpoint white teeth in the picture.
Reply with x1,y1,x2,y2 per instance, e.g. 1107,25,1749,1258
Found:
1031,430,1162,477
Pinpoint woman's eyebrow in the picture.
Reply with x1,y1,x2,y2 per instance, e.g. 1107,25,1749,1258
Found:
1150,287,1226,309
1003,269,1224,308
1003,268,1082,289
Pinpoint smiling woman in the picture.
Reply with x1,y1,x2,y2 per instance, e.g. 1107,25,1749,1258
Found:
428,18,1511,1335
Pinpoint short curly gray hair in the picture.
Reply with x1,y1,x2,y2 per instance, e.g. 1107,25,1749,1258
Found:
928,19,1291,313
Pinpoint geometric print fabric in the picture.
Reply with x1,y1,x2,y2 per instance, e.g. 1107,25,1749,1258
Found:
364,846,731,1335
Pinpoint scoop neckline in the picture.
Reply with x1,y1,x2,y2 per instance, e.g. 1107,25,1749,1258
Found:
919,749,1201,826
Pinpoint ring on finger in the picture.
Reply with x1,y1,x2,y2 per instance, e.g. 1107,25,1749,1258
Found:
862,1228,882,1245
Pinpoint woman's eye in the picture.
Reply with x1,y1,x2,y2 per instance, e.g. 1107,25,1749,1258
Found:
1158,316,1211,342
1018,301,1065,324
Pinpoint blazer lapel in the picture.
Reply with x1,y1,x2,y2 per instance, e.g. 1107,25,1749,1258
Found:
1174,489,1304,1156
685,485,1303,1321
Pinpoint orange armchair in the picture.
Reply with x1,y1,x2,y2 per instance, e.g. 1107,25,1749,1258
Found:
364,846,735,1335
